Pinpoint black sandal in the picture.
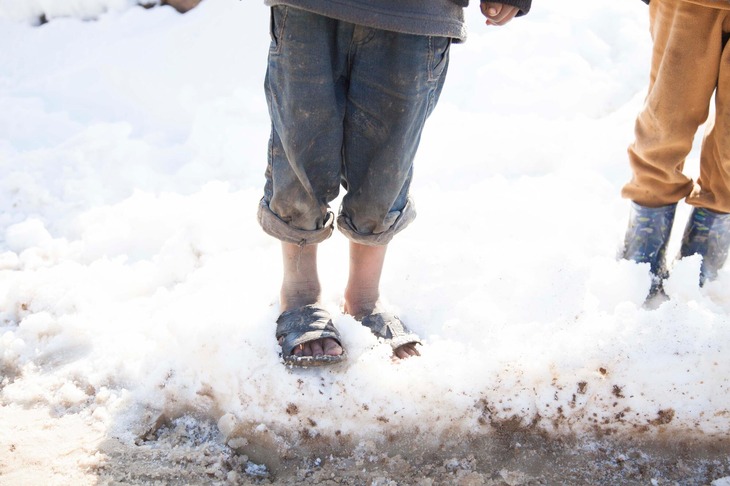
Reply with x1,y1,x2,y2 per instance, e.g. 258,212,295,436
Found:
360,312,421,353
276,305,346,367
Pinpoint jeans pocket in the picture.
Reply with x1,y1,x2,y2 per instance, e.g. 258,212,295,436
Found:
269,6,288,54
429,36,451,82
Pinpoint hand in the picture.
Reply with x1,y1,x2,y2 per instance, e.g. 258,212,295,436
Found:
480,2,520,26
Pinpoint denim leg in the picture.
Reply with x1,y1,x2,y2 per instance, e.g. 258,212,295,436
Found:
338,30,450,245
258,7,450,246
259,7,349,245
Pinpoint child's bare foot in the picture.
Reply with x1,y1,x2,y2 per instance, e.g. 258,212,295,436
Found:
277,335,343,358
344,241,420,359
276,304,345,366
394,342,420,359
279,281,343,360
278,243,344,363
344,300,421,360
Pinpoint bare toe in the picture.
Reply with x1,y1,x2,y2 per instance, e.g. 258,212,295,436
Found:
394,343,420,359
309,339,325,357
323,338,344,356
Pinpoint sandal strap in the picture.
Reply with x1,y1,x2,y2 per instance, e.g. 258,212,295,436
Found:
361,312,421,350
276,305,342,358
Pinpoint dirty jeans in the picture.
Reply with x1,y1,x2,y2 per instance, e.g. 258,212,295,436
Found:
622,0,730,213
258,6,450,246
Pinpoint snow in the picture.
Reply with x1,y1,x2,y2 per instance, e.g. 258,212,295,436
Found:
0,0,729,483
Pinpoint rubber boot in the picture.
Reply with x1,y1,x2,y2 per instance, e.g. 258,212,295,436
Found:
622,202,677,300
679,207,730,286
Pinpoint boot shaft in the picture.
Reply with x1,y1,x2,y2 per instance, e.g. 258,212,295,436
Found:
622,202,677,281
679,207,730,285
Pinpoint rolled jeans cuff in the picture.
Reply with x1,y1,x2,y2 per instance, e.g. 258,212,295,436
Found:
337,198,417,246
257,198,334,246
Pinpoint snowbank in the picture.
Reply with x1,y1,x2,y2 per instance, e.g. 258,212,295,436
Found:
1,0,729,483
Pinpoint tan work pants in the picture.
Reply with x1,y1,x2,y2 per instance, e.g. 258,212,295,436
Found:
622,0,730,213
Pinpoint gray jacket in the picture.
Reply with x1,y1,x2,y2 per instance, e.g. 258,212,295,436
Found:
263,0,531,41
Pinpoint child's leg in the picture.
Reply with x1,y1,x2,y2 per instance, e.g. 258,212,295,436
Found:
337,29,450,358
258,6,350,244
621,0,725,207
260,7,353,363
678,10,730,285
337,29,450,244
343,242,386,320
280,242,320,312
686,11,730,213
621,0,727,296
343,241,419,359
279,241,343,358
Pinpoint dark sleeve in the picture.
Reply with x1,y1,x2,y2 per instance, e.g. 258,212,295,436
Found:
481,0,531,15
642,0,650,4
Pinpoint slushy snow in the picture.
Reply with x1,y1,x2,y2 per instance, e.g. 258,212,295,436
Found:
1,0,729,483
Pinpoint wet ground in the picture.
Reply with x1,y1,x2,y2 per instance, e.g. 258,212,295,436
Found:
95,415,730,485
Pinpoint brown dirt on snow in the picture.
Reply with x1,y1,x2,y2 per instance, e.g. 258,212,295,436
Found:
91,415,730,485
